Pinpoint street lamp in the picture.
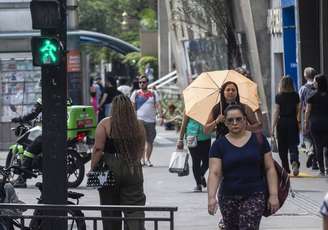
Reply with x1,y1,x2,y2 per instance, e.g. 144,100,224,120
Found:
121,11,129,31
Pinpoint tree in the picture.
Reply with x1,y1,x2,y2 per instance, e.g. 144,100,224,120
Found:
173,0,242,68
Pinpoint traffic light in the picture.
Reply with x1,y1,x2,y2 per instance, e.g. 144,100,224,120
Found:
30,0,62,29
30,0,64,66
31,37,61,66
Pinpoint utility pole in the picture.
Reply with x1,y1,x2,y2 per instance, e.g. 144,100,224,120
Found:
30,0,67,229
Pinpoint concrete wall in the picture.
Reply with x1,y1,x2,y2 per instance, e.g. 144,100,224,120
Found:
0,1,31,31
158,0,171,78
140,31,158,57
233,0,271,133
269,0,284,123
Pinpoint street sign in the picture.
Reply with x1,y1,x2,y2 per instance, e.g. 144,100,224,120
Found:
31,37,61,66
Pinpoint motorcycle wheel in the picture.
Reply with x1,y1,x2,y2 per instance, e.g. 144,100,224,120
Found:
67,150,85,188
5,150,13,168
5,150,20,181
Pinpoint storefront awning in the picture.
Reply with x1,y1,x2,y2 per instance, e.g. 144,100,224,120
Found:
0,30,139,55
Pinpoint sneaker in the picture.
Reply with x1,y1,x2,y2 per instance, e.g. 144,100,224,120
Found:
218,219,225,229
141,159,145,166
12,176,27,188
201,176,207,188
312,162,319,170
145,160,153,167
193,185,202,192
319,171,326,177
292,161,299,176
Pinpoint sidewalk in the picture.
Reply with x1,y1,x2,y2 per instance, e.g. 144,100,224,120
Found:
0,126,326,229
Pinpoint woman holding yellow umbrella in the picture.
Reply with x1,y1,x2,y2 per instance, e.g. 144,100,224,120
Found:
204,81,261,138
183,70,262,138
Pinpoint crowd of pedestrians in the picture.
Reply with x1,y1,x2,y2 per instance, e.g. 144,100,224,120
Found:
88,66,328,229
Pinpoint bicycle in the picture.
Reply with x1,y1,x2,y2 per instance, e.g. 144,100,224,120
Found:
0,166,86,230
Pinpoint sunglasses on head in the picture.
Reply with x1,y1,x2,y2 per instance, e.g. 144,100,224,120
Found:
226,116,244,124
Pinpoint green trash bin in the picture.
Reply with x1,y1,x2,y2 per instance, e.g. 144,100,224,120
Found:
67,105,97,141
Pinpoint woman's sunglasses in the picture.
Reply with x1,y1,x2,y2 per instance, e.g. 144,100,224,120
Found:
226,117,244,125
139,81,147,84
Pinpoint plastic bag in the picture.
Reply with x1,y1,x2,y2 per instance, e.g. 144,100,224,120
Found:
169,150,189,176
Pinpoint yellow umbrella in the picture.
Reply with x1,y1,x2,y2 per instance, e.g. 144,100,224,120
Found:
183,70,260,125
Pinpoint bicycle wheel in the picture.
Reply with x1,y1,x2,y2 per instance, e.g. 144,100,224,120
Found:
66,150,85,188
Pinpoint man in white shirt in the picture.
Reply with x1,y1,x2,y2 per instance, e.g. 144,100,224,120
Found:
131,75,162,167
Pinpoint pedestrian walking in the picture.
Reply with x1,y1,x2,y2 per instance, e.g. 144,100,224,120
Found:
99,76,122,117
272,76,301,176
131,75,163,167
204,81,261,138
208,104,279,229
299,67,318,170
90,94,146,230
321,193,328,230
305,74,328,175
177,112,211,192
95,76,105,122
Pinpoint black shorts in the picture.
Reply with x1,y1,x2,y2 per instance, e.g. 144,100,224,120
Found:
142,121,156,144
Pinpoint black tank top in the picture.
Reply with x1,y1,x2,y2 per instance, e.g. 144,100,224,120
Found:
104,137,118,154
104,129,118,154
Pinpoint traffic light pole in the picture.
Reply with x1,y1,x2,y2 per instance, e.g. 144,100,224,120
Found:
41,0,67,229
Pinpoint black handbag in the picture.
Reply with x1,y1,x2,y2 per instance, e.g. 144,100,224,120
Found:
86,159,116,188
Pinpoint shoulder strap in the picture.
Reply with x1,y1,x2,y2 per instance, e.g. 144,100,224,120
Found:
150,89,156,107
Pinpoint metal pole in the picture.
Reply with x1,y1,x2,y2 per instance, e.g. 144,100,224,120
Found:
320,0,328,75
42,0,68,229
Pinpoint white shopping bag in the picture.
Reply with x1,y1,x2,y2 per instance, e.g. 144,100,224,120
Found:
168,150,189,174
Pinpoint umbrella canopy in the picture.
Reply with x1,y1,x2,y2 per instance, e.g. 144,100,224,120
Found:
183,70,260,125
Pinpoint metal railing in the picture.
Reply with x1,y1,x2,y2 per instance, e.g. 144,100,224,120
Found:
0,203,178,230
148,71,177,89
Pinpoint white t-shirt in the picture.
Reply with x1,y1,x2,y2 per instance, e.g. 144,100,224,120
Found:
130,89,159,123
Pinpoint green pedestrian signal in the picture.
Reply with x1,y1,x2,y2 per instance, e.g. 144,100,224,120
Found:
31,37,61,66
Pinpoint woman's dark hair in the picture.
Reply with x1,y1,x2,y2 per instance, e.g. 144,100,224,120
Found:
279,76,295,93
106,76,117,89
315,74,328,92
220,81,241,111
130,78,140,94
111,95,145,161
224,104,246,117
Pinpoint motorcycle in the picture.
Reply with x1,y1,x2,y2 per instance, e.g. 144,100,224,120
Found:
6,105,96,188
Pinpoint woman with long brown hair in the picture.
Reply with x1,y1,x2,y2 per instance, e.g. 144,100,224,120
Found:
272,76,301,176
90,94,146,230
